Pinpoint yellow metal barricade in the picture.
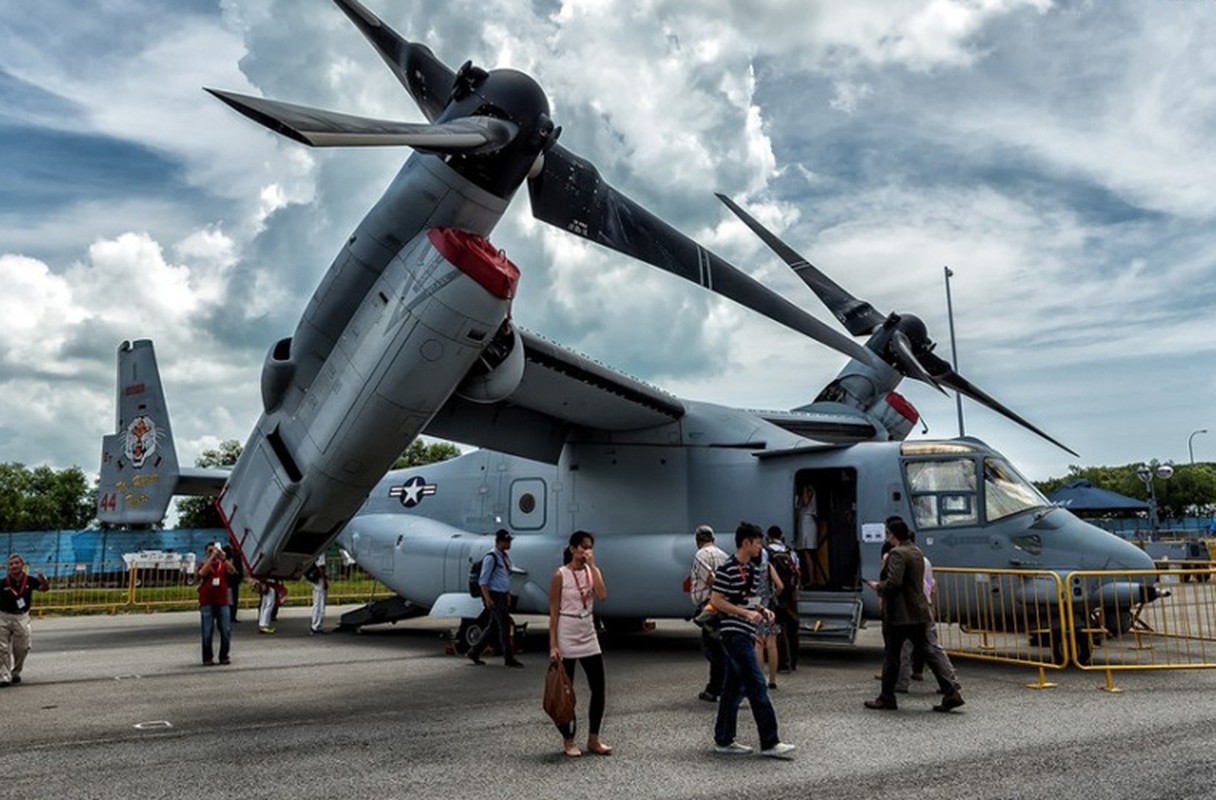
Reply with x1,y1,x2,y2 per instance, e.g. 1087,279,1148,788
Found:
932,567,1068,688
1065,566,1216,692
32,556,395,616
34,562,131,615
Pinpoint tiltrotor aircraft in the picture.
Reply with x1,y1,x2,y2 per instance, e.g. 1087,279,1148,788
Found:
97,0,1156,653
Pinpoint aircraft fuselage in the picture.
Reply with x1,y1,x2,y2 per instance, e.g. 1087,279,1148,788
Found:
341,405,1153,623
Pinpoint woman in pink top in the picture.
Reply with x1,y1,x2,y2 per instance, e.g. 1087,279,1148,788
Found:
548,530,611,758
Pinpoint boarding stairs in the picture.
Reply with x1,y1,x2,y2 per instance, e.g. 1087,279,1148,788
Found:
795,590,864,644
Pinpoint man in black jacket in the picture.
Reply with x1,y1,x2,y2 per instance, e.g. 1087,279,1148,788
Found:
863,516,964,712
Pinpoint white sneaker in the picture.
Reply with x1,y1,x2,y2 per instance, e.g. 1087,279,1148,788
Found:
714,742,753,755
760,742,797,759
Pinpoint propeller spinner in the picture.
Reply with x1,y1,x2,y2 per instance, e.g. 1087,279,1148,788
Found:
716,194,1078,457
205,0,879,370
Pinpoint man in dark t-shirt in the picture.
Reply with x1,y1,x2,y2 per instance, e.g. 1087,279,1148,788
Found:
0,553,50,686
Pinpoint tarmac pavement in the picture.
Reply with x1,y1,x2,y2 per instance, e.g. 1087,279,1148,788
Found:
5,606,1216,799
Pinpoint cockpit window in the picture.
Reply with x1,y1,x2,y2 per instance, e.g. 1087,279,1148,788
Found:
984,458,1048,521
904,459,978,529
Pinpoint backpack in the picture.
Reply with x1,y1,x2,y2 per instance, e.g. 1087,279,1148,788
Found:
467,550,500,597
767,545,798,599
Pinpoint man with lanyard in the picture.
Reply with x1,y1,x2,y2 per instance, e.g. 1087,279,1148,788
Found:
468,529,524,668
710,523,797,759
690,524,728,702
198,542,236,666
0,553,50,686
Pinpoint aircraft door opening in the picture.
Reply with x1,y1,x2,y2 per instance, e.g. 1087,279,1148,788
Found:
509,478,546,530
793,468,859,591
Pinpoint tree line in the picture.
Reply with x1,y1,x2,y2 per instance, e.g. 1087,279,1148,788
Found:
0,463,95,532
1032,461,1216,520
0,438,461,532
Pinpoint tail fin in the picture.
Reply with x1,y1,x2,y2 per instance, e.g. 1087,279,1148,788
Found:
97,340,185,526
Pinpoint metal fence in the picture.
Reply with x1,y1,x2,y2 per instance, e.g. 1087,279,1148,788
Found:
28,556,394,615
1066,567,1216,691
934,565,1216,691
933,567,1068,688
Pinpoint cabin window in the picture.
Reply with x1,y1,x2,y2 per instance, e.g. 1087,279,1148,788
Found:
904,458,978,529
509,478,546,530
983,458,1048,521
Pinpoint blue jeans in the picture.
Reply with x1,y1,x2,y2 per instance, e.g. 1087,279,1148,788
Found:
200,604,231,663
714,631,780,749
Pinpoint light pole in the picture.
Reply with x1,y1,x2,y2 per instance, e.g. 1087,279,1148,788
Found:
1188,428,1208,464
944,266,964,437
1136,462,1175,536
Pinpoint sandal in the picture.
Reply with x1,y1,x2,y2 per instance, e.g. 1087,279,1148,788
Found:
563,740,582,758
586,740,613,756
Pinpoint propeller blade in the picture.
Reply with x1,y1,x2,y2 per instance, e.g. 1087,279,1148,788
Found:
715,193,887,337
206,89,517,153
527,145,878,367
919,351,1078,456
331,0,456,123
889,329,946,394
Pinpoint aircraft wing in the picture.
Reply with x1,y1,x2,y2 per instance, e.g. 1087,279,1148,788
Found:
424,328,685,462
753,409,877,443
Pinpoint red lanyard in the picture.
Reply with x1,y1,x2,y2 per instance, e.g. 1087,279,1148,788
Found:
571,566,591,609
6,573,27,597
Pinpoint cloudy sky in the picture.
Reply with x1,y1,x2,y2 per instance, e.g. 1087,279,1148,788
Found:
1,0,1213,492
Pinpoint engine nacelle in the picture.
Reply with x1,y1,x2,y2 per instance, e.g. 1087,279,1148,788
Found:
872,391,919,441
455,323,524,403
260,337,295,414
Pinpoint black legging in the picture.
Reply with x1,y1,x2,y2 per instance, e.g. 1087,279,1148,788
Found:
555,653,605,739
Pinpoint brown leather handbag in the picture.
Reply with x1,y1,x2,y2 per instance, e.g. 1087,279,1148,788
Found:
543,661,576,725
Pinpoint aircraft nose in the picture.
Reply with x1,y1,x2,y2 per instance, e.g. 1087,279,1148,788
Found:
1099,526,1155,571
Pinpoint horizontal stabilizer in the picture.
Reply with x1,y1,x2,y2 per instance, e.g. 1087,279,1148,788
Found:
176,467,230,496
206,89,518,152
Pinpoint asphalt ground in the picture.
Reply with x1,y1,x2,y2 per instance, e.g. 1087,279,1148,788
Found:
6,606,1216,800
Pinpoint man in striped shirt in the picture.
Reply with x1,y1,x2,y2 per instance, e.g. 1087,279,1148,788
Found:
710,522,797,759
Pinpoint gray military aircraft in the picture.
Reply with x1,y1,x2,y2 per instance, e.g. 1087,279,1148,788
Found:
97,0,1156,657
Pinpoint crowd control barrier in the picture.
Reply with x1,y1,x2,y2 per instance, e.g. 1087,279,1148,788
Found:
934,565,1216,690
28,556,394,615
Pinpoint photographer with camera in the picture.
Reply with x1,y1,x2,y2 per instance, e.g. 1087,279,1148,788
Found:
198,542,236,666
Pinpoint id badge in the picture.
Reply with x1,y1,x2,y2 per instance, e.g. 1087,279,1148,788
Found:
16,598,25,610
212,577,220,587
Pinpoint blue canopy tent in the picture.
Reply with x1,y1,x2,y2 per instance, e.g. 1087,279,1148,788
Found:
1047,479,1149,514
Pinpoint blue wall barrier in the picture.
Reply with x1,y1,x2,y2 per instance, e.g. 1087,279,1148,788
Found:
0,529,226,578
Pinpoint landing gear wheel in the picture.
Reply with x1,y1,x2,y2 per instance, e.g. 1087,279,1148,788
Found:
1049,627,1091,666
454,613,488,655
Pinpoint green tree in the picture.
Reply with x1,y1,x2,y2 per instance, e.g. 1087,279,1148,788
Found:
21,465,93,530
0,462,30,531
0,462,94,531
1035,461,1216,519
176,440,243,529
393,439,461,469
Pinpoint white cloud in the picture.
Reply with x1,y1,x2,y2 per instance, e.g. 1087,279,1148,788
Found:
0,256,89,372
0,0,1213,489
